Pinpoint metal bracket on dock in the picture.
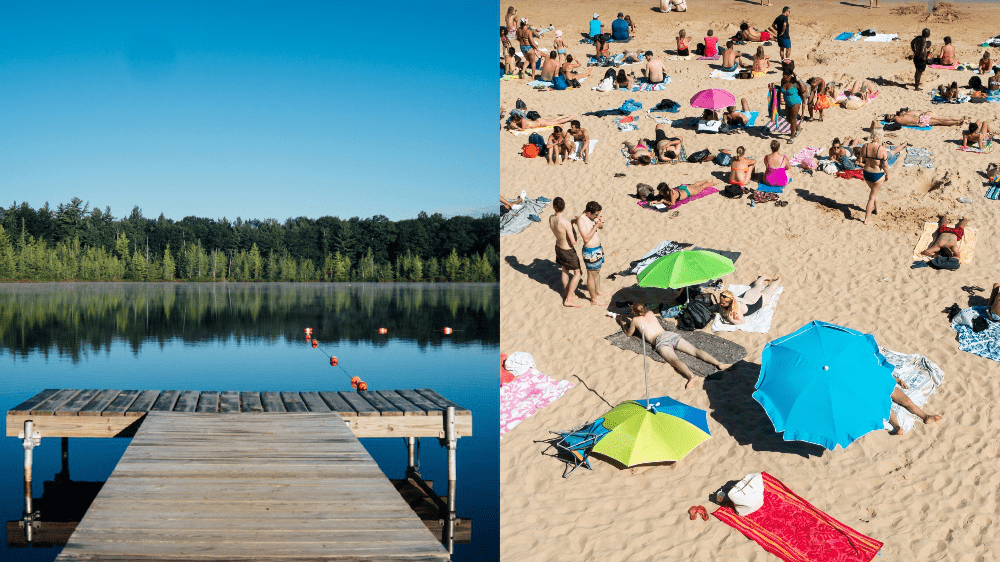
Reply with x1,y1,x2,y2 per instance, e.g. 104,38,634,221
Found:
19,420,42,541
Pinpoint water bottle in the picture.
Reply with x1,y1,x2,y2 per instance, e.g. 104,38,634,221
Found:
958,197,973,203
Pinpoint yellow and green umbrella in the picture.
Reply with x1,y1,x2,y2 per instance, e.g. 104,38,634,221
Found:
637,249,735,289
591,399,712,466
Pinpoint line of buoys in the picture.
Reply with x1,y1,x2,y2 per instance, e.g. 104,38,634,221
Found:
330,356,338,367
304,327,370,392
442,327,453,335
311,339,318,349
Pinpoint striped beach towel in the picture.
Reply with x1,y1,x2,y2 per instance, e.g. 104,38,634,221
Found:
959,138,995,154
632,77,672,91
764,86,801,134
985,184,1000,200
713,472,883,562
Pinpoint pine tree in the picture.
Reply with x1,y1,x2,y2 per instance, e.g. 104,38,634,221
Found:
425,256,439,281
409,253,423,282
0,225,16,279
162,244,175,280
475,252,494,281
249,243,263,279
443,249,461,280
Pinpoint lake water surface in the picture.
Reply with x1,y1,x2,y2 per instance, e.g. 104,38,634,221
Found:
0,282,499,561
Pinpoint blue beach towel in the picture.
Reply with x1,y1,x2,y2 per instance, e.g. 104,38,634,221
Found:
834,32,856,41
953,307,1000,362
756,177,792,193
731,111,760,128
882,120,932,131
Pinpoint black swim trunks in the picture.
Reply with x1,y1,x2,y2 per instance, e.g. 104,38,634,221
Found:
914,56,927,72
555,245,581,271
655,128,668,143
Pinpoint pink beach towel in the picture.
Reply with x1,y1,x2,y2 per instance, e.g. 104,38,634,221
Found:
790,147,822,167
713,472,883,562
500,368,574,436
637,186,720,211
928,63,960,70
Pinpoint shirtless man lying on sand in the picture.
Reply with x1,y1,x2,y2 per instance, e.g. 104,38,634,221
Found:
736,22,777,43
614,302,731,388
921,216,969,261
883,109,965,127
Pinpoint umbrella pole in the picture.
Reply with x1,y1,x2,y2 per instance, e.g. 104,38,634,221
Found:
641,326,650,409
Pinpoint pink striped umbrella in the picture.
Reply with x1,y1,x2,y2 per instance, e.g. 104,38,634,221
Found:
690,88,736,109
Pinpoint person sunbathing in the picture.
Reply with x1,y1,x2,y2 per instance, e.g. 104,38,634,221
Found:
888,378,943,435
884,109,965,127
834,80,878,110
561,55,592,79
722,98,753,126
614,302,731,388
935,36,958,66
963,121,994,150
762,139,791,185
937,81,960,100
663,179,718,206
653,126,683,162
539,51,560,81
624,139,654,165
567,120,591,163
829,137,858,169
979,50,994,75
921,216,969,261
507,114,574,130
614,69,634,90
736,22,777,43
717,275,783,324
728,146,756,187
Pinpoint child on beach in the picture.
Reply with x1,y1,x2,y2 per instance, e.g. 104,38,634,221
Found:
677,29,691,56
552,30,567,63
699,29,719,57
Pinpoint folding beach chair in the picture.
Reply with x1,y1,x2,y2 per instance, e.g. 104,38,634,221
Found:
549,418,610,477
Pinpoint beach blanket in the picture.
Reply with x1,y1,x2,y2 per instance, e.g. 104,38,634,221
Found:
912,221,978,264
501,74,519,81
639,186,719,210
697,55,720,61
613,240,693,277
605,316,747,376
730,111,760,129
958,138,994,154
709,69,739,80
632,77,671,92
500,367,574,436
928,63,960,70
669,54,693,61
863,33,897,43
568,139,598,161
764,87,803,134
882,120,932,131
756,177,792,193
836,169,865,181
713,472,883,562
834,32,856,41
932,94,971,104
711,284,784,334
621,144,688,166
509,125,554,136
500,197,549,237
952,306,1000,363
903,147,935,168
986,184,1000,200
878,348,944,434
527,80,553,88
790,147,822,168
617,115,641,132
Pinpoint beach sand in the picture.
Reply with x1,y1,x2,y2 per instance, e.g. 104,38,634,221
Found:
501,1,1000,560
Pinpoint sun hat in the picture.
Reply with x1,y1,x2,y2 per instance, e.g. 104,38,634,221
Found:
593,13,600,19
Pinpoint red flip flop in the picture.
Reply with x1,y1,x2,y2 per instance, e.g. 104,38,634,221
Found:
688,506,701,520
697,506,710,521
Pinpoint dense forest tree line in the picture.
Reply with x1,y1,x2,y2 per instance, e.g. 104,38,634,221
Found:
0,199,499,282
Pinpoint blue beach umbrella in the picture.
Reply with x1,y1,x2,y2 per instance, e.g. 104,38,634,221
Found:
752,321,897,450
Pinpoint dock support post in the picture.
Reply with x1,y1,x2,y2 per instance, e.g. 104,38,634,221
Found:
406,436,422,478
445,406,457,554
58,437,70,483
19,420,41,542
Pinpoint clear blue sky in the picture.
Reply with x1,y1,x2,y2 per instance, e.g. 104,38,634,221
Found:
0,1,497,223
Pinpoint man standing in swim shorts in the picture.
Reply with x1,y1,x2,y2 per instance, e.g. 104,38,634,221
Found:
773,6,791,61
911,28,931,91
549,197,583,308
575,201,608,306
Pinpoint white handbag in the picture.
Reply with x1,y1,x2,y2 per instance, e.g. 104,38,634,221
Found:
727,472,765,516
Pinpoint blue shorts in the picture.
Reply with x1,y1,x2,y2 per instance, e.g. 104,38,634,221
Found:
777,37,791,49
582,245,604,271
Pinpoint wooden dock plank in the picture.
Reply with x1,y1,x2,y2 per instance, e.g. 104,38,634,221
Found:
101,390,140,416
280,391,309,412
219,391,240,413
32,389,83,415
195,391,219,413
125,390,161,417
319,391,358,416
358,390,404,416
377,390,427,416
55,389,101,416
78,390,121,416
416,388,472,415
8,389,60,413
172,390,199,412
299,391,331,412
148,390,179,412
259,391,285,412
339,391,380,417
54,412,449,561
396,390,443,415
239,391,263,412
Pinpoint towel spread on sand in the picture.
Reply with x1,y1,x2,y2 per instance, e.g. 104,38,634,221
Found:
986,184,1000,200
731,111,760,128
713,472,884,562
710,69,739,80
509,125,555,136
670,55,693,61
836,169,865,181
903,147,935,168
959,138,994,153
932,94,971,104
790,147,822,167
912,222,978,264
500,197,550,237
617,115,641,132
952,306,1000,363
928,63,960,70
878,347,944,434
863,33,897,42
614,240,693,277
500,367,574,437
883,120,932,131
638,186,719,209
834,32,856,41
632,77,672,91
757,176,793,192
711,284,783,334
527,80,554,88
568,139,598,160
604,316,747,377
697,55,721,61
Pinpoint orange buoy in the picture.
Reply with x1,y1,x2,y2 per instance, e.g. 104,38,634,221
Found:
442,327,453,335
304,327,312,334
311,339,318,348
351,381,359,389
351,376,360,385
330,356,338,367
377,327,388,335
357,381,368,391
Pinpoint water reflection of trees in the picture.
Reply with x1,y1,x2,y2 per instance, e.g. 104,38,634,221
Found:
0,283,499,362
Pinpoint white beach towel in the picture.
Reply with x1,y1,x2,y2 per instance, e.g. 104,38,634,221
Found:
568,139,598,161
710,69,739,80
864,33,898,43
879,348,944,434
711,284,784,334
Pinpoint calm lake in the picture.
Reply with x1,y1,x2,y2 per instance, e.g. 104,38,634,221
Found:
0,282,499,561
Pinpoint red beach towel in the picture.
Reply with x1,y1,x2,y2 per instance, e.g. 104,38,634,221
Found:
836,169,865,181
712,472,883,562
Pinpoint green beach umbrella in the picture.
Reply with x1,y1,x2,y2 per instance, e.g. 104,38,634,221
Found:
591,400,712,466
636,250,735,289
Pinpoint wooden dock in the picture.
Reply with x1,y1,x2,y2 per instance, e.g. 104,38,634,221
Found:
6,389,472,439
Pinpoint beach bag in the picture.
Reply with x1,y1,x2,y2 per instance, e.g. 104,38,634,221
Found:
737,69,752,80
677,300,713,331
687,149,713,163
697,119,721,133
714,151,732,166
822,161,839,175
552,75,568,90
928,256,960,270
516,99,527,110
727,473,765,516
522,143,540,158
526,110,541,120
723,183,744,198
973,316,990,333
860,28,876,37
595,77,615,92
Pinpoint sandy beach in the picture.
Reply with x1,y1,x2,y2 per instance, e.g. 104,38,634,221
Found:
501,1,1000,560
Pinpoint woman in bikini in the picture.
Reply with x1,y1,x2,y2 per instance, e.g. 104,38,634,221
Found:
779,71,805,142
615,69,634,90
762,140,791,186
552,30,567,64
504,7,518,45
663,179,718,206
624,139,654,165
963,121,994,150
740,46,770,78
507,114,574,131
859,127,889,225
729,146,756,187
676,29,691,56
717,275,783,324
516,21,540,79
885,109,966,127
921,216,968,261
979,50,993,75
